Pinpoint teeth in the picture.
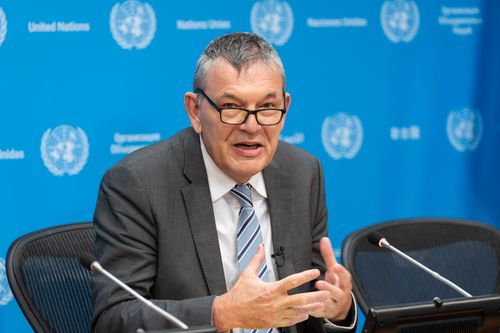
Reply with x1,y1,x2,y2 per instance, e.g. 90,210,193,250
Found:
236,143,259,148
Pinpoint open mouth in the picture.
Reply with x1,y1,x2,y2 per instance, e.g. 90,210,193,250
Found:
234,143,262,150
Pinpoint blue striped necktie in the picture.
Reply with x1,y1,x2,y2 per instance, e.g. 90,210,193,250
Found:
231,184,273,333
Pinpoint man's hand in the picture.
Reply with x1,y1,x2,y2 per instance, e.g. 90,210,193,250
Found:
311,237,353,322
212,245,331,331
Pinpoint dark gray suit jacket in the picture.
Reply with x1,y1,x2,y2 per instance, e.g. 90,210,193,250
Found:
92,127,332,333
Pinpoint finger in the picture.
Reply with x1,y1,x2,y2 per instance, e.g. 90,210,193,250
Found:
315,280,352,309
315,280,341,300
278,314,310,328
299,302,326,315
243,244,266,275
282,290,330,307
275,269,321,293
282,302,325,321
320,237,337,269
314,280,352,319
324,267,339,287
331,264,352,290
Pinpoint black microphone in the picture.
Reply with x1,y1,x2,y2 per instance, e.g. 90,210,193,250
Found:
367,231,387,248
366,232,472,297
80,252,190,329
271,246,285,267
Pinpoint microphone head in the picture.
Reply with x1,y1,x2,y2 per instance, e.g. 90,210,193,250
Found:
80,252,97,271
367,231,387,248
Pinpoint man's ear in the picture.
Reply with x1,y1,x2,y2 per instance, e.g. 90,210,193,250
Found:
184,92,202,134
280,92,291,125
285,92,291,112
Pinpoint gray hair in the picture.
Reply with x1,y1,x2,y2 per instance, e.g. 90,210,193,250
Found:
193,32,285,94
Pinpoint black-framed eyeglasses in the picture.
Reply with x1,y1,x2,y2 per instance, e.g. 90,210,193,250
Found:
194,88,287,126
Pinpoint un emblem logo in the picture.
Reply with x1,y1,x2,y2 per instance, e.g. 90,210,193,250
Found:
41,125,89,176
0,7,7,47
381,0,419,43
0,258,13,306
447,107,483,152
110,0,156,50
251,0,294,46
321,113,363,160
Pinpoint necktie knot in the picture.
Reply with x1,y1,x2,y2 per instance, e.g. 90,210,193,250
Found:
231,184,253,207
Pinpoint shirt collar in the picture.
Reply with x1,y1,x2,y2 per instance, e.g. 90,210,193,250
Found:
200,136,267,202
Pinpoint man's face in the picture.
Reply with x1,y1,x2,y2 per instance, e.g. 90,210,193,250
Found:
185,59,290,184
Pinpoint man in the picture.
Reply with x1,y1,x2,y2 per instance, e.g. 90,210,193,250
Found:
93,32,356,333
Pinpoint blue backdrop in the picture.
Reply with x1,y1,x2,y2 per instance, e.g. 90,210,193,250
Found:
1,0,499,331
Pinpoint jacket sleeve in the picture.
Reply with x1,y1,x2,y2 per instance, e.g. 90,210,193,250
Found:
92,164,215,333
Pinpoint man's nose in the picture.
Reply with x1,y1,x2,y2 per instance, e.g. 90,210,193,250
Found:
239,113,261,132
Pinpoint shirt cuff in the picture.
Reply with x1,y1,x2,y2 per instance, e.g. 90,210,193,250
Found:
323,292,358,332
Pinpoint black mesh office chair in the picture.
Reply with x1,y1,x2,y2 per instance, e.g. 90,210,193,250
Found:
341,218,500,314
6,222,95,333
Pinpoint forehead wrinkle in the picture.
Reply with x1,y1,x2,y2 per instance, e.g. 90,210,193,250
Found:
220,91,279,101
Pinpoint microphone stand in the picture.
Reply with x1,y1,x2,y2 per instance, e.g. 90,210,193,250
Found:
374,235,473,298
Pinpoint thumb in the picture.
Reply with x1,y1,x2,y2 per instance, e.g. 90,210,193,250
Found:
243,244,266,275
320,237,338,269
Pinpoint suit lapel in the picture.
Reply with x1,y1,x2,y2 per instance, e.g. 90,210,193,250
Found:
181,130,227,295
263,153,297,282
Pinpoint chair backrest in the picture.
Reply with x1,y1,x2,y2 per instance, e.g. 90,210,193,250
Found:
341,218,500,314
7,222,95,333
